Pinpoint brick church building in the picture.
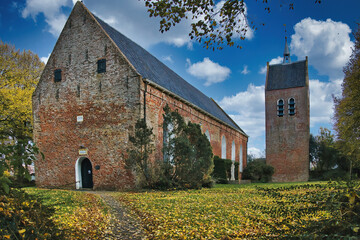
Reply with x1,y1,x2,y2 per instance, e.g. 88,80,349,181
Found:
265,38,310,182
32,2,248,190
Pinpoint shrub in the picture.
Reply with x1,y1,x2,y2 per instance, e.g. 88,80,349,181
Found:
242,159,274,182
234,162,239,180
310,168,351,181
161,105,214,189
212,156,238,183
125,118,159,188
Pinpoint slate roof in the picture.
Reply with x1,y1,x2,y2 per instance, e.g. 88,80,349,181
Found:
92,14,245,134
266,60,307,91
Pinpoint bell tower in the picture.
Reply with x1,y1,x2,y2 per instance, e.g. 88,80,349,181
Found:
265,38,310,182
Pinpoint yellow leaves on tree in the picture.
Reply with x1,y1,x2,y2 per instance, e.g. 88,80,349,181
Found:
0,41,44,139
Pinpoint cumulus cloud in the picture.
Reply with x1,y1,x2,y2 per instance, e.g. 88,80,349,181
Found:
259,56,283,74
76,0,192,48
309,79,342,126
248,147,264,158
220,84,265,138
241,65,250,75
40,53,50,64
21,0,70,36
21,0,254,48
186,58,231,86
162,55,174,64
291,18,353,79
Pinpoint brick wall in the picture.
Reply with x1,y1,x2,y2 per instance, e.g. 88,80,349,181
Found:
265,86,310,182
141,81,248,181
33,4,141,190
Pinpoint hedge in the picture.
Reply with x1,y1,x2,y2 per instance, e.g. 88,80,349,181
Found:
212,156,239,183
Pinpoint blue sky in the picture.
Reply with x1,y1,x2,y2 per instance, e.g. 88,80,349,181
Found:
1,0,359,157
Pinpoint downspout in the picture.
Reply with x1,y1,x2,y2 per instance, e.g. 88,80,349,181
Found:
144,80,148,121
142,80,149,181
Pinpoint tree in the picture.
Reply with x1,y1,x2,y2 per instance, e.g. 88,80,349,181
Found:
0,41,44,139
309,133,319,169
0,41,44,191
334,24,360,169
125,118,157,188
316,127,337,171
144,0,321,50
162,105,213,188
309,128,356,180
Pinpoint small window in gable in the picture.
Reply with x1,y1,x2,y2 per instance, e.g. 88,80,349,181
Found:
288,98,296,116
97,59,106,73
277,99,284,117
54,69,62,82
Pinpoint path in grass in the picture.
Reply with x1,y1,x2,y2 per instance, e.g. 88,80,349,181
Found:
94,192,145,240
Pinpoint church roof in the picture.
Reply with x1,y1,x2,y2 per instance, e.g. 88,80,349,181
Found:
89,9,245,134
266,60,307,91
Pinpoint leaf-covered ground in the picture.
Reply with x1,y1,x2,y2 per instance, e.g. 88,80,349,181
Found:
112,182,360,239
24,188,111,239
7,182,357,239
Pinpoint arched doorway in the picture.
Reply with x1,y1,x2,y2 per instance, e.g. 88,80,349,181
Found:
75,157,93,189
81,158,93,188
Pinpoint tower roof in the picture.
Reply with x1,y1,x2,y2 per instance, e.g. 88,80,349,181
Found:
266,60,307,91
283,37,291,63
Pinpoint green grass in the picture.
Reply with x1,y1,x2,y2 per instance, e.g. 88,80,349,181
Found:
111,181,357,239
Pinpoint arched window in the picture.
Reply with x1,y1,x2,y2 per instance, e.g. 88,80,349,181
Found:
221,136,226,159
239,145,243,172
163,122,174,162
231,141,235,161
288,98,296,116
205,130,210,142
277,99,284,117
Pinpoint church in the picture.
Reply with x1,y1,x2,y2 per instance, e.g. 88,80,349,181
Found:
32,1,248,190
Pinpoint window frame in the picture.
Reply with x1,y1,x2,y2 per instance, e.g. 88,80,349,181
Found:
54,69,62,82
277,99,284,117
288,98,296,116
97,59,106,73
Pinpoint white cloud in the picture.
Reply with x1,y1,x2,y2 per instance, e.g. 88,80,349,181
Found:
259,56,282,74
309,79,342,126
220,84,265,138
21,0,254,48
291,18,353,80
186,58,231,86
212,1,254,40
162,55,174,64
21,0,70,36
86,0,192,48
40,53,50,63
241,65,250,75
248,147,264,158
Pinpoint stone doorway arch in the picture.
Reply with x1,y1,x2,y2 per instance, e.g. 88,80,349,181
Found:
75,157,94,189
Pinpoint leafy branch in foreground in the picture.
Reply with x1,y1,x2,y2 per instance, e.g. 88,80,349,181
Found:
144,0,322,50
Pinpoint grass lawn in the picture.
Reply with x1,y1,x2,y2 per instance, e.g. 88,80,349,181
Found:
112,181,358,239
24,188,111,239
